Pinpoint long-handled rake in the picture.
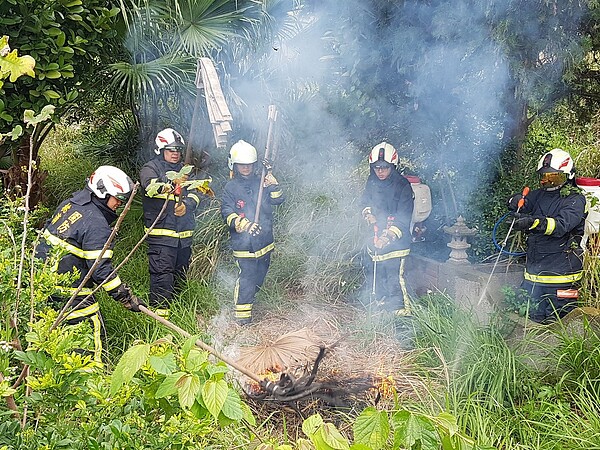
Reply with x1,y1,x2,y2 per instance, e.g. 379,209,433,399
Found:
140,305,327,402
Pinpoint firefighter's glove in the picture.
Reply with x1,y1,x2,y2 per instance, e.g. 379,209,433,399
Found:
234,216,251,233
174,202,187,217
247,222,262,236
263,173,278,187
114,284,146,312
512,214,536,232
362,207,377,225
374,235,391,249
508,194,528,212
262,158,273,172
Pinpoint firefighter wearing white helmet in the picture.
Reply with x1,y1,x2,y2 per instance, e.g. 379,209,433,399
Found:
221,139,285,325
361,142,414,316
508,148,587,323
140,128,213,312
36,165,144,364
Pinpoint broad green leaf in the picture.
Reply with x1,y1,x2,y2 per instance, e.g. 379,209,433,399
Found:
184,348,208,372
303,413,325,438
146,181,166,197
155,372,186,398
0,112,13,122
177,373,201,409
353,407,390,450
190,399,209,420
42,89,61,100
220,388,243,421
207,364,229,377
109,343,150,395
0,49,35,82
165,170,178,180
10,125,23,140
149,351,177,375
46,70,62,79
241,400,256,426
202,378,228,418
317,423,350,450
0,380,17,397
182,335,199,358
436,412,459,437
23,105,55,126
349,445,372,450
57,32,66,47
393,410,439,450
180,165,193,175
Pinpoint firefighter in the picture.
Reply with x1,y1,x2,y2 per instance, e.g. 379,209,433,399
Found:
140,128,212,312
361,142,414,316
221,140,285,325
509,148,587,323
37,165,145,363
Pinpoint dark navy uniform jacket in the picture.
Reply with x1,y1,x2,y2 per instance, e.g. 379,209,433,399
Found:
140,158,204,248
36,188,124,298
221,173,284,257
517,187,586,284
360,169,414,260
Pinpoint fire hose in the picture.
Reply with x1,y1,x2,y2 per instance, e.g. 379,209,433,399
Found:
139,305,326,401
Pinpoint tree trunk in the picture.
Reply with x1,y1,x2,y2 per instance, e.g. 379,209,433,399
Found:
4,134,47,208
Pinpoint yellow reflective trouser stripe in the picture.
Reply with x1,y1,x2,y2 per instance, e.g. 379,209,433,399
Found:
226,213,239,227
65,302,100,321
235,304,252,319
524,271,583,284
372,249,410,262
102,276,122,292
43,230,113,259
545,218,556,235
233,242,275,259
145,227,194,239
271,190,283,199
398,257,411,311
90,314,103,363
56,286,94,296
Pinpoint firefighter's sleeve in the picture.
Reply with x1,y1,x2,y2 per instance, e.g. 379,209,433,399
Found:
221,185,242,232
81,226,123,294
267,178,284,206
386,184,414,241
140,164,172,198
528,194,587,237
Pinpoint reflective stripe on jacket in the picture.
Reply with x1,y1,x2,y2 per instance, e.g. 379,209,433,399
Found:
36,189,122,296
140,158,204,248
516,187,586,284
221,173,284,256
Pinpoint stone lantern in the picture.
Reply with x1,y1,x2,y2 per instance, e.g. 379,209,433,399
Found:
443,216,477,264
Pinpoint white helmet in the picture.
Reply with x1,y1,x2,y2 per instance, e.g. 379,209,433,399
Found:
536,148,575,190
88,165,134,201
228,140,257,170
154,128,185,155
369,142,398,167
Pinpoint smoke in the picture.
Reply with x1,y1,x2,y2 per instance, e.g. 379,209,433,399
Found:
202,0,588,314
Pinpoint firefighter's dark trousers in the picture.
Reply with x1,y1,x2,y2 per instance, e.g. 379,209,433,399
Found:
521,280,579,324
234,253,271,322
51,294,106,364
148,242,192,306
366,254,410,312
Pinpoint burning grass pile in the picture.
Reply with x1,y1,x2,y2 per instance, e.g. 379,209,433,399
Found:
207,297,436,419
